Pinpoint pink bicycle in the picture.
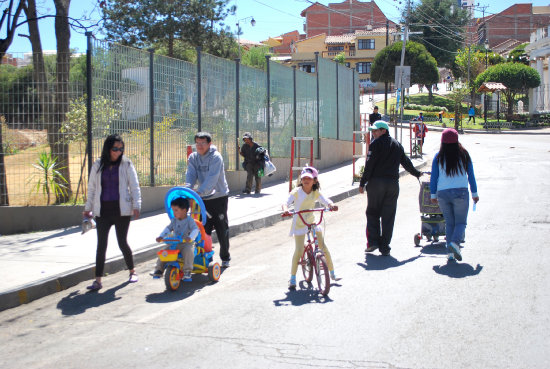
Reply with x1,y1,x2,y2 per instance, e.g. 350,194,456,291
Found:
283,208,332,296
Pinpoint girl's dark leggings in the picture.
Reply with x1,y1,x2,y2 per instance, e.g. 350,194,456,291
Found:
94,214,134,277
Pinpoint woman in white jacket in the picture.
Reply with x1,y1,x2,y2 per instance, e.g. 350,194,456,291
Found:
83,134,141,291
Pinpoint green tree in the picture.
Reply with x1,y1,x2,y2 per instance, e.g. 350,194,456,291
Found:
28,152,69,205
475,63,541,120
447,85,469,130
241,45,271,70
407,0,470,68
371,41,439,101
334,52,346,65
102,0,235,58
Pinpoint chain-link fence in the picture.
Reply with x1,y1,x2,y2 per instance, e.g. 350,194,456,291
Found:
1,39,359,206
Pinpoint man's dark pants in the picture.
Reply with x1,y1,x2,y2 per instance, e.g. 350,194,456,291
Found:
366,177,400,252
203,195,230,262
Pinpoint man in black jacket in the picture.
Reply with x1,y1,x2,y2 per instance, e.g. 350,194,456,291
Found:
368,106,382,126
359,121,422,255
238,132,262,194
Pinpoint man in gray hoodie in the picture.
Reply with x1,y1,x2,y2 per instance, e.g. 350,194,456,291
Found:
185,132,231,267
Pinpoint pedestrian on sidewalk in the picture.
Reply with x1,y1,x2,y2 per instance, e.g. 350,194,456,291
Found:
238,132,262,194
83,134,141,291
282,166,338,289
359,121,422,256
368,106,382,126
413,113,428,146
185,132,231,268
430,128,479,262
468,106,476,123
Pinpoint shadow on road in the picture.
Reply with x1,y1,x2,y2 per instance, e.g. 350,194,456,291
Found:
273,281,333,306
145,276,217,304
417,242,447,255
357,254,420,271
432,262,483,278
57,282,129,315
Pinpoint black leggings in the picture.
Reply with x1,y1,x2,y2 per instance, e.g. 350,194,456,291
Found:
94,202,134,277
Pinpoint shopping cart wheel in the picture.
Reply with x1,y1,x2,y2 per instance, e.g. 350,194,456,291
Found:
433,236,439,242
414,233,421,247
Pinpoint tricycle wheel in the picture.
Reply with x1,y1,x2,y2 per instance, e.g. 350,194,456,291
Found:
208,262,221,282
414,233,421,247
164,266,181,291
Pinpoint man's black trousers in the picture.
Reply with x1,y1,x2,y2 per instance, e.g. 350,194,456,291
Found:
203,195,231,262
366,178,400,251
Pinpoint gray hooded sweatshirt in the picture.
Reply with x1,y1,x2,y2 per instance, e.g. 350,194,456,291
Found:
185,145,229,199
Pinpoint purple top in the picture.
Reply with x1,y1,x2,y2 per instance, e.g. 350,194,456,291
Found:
100,164,120,202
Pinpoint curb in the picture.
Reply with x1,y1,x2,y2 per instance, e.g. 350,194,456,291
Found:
0,161,426,312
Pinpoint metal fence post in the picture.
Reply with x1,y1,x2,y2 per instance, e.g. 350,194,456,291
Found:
85,32,93,175
352,68,356,131
196,47,202,132
265,55,271,154
292,65,297,137
235,58,240,170
335,62,339,140
148,48,155,187
315,52,320,159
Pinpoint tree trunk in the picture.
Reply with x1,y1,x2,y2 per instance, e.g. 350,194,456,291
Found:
53,0,72,204
427,85,433,104
25,0,50,131
0,0,26,205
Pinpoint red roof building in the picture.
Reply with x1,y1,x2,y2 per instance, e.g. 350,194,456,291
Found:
300,0,396,38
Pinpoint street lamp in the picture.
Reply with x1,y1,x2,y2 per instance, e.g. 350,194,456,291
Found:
236,16,256,59
484,39,489,123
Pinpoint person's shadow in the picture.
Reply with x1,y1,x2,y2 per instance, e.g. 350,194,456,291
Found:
57,282,129,315
433,262,483,278
357,254,420,271
273,281,333,306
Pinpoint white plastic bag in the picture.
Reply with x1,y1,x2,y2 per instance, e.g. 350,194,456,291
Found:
264,160,276,177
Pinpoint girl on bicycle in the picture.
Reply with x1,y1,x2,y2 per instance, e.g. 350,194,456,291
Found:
282,166,338,289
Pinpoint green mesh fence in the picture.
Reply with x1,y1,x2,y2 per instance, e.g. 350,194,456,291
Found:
200,53,236,170
269,61,294,158
152,55,197,185
318,58,337,139
91,40,151,184
239,64,267,152
337,64,354,141
296,69,318,158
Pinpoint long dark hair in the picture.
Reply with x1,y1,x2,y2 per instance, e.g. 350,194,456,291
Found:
98,134,124,172
437,142,471,176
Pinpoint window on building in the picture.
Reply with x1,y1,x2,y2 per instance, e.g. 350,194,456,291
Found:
356,62,371,74
345,62,351,68
358,39,375,50
299,64,315,73
328,46,344,51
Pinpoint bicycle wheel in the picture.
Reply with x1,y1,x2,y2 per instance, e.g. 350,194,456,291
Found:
300,247,314,283
315,255,330,296
164,266,181,291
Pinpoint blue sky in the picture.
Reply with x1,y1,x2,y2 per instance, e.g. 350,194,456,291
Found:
6,0,549,53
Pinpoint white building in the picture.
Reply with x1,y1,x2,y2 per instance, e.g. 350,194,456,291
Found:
525,25,550,114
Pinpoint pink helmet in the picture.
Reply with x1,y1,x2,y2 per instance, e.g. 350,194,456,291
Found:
300,166,318,179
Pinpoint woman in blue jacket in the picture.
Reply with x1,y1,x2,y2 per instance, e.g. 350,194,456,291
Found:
430,128,479,262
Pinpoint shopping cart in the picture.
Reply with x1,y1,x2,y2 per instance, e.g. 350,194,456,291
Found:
414,174,446,246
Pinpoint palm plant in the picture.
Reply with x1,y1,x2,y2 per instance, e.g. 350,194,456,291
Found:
29,152,69,204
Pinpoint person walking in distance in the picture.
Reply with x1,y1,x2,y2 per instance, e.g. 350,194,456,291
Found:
369,106,382,126
430,128,479,262
83,134,141,291
185,132,231,268
238,132,262,194
468,106,476,123
359,121,422,256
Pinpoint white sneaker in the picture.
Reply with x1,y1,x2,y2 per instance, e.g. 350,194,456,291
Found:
183,271,192,282
221,260,230,268
448,242,462,261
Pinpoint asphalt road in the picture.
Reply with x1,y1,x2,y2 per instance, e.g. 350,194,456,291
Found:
1,130,549,369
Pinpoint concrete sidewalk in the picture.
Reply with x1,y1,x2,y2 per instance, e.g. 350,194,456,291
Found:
0,159,425,311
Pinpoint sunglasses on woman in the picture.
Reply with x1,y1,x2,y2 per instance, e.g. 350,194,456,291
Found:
111,147,124,152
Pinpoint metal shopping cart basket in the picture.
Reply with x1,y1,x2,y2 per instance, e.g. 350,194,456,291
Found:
414,177,446,246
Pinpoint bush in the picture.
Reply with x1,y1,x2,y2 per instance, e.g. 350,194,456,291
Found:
405,104,448,113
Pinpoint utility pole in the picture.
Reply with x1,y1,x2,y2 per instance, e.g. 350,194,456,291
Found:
384,20,389,115
397,0,411,142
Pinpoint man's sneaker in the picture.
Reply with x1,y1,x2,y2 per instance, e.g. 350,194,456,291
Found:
288,276,297,290
221,260,230,268
242,189,250,194
448,242,462,261
365,245,378,253
183,271,192,282
150,270,163,278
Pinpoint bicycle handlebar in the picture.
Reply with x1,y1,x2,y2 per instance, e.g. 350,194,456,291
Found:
281,207,333,227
